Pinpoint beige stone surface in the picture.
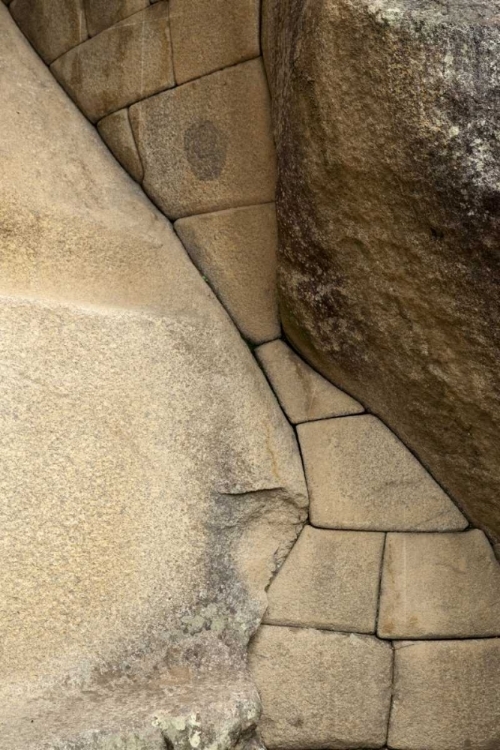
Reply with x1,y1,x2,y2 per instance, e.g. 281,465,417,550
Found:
264,526,384,633
255,340,363,423
52,3,174,123
84,0,149,37
299,415,467,531
170,0,260,85
0,9,308,748
249,625,392,749
98,108,144,183
10,0,87,63
263,0,500,542
175,205,279,344
378,530,500,639
130,59,276,219
389,639,500,750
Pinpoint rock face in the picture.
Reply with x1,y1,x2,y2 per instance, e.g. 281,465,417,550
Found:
263,0,500,541
0,7,307,748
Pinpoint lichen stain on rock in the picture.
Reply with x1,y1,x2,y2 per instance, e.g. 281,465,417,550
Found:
184,120,228,181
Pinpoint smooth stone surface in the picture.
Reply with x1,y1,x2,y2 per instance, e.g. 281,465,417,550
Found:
175,205,280,344
297,414,467,531
98,108,144,183
378,530,500,639
130,58,276,219
52,3,174,122
299,415,468,531
255,339,363,423
263,0,500,543
10,0,87,63
389,639,500,750
0,9,308,747
249,625,392,749
84,0,149,37
170,0,260,84
265,525,384,633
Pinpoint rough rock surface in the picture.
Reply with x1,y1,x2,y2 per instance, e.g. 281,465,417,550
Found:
249,625,392,749
130,59,276,219
389,639,500,749
255,340,363,423
83,0,149,37
0,7,307,748
264,526,384,632
10,0,87,63
298,415,467,531
175,205,280,345
263,0,500,542
170,0,260,84
52,3,175,123
378,530,500,638
98,108,144,183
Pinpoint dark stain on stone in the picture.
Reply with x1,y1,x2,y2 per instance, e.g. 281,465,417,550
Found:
184,120,228,181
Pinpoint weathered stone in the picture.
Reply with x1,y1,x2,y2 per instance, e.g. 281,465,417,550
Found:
10,0,87,63
169,0,260,85
84,0,149,37
51,3,174,123
255,339,363,423
98,108,144,183
265,525,384,633
249,625,392,749
175,205,280,344
263,0,500,542
130,59,276,219
298,415,467,531
378,530,500,639
0,9,308,748
389,639,500,749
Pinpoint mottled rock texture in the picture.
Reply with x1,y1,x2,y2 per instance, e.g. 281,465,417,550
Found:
0,7,307,748
84,0,149,37
10,0,87,63
263,0,500,542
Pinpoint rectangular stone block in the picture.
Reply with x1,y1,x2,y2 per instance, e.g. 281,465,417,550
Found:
51,3,174,122
83,0,149,37
249,625,392,749
378,530,500,639
130,58,276,219
265,526,384,633
10,0,87,63
389,639,500,750
298,415,467,532
170,0,260,84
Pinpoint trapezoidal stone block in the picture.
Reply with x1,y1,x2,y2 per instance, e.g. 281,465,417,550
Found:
51,3,174,123
264,525,385,633
175,204,280,345
298,415,467,531
98,108,144,183
389,639,500,750
169,0,260,84
129,58,277,219
10,0,87,63
255,339,363,423
249,625,392,749
378,529,500,639
83,0,149,37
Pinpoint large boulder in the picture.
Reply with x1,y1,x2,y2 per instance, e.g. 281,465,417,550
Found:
0,7,307,748
263,0,500,541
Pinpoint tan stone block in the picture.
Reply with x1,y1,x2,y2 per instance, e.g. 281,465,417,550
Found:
175,205,279,344
378,530,500,639
84,0,149,37
264,526,384,632
170,0,260,85
51,3,174,123
255,340,363,423
130,58,276,219
98,108,144,183
389,639,500,750
249,625,392,749
299,415,468,531
10,0,87,63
